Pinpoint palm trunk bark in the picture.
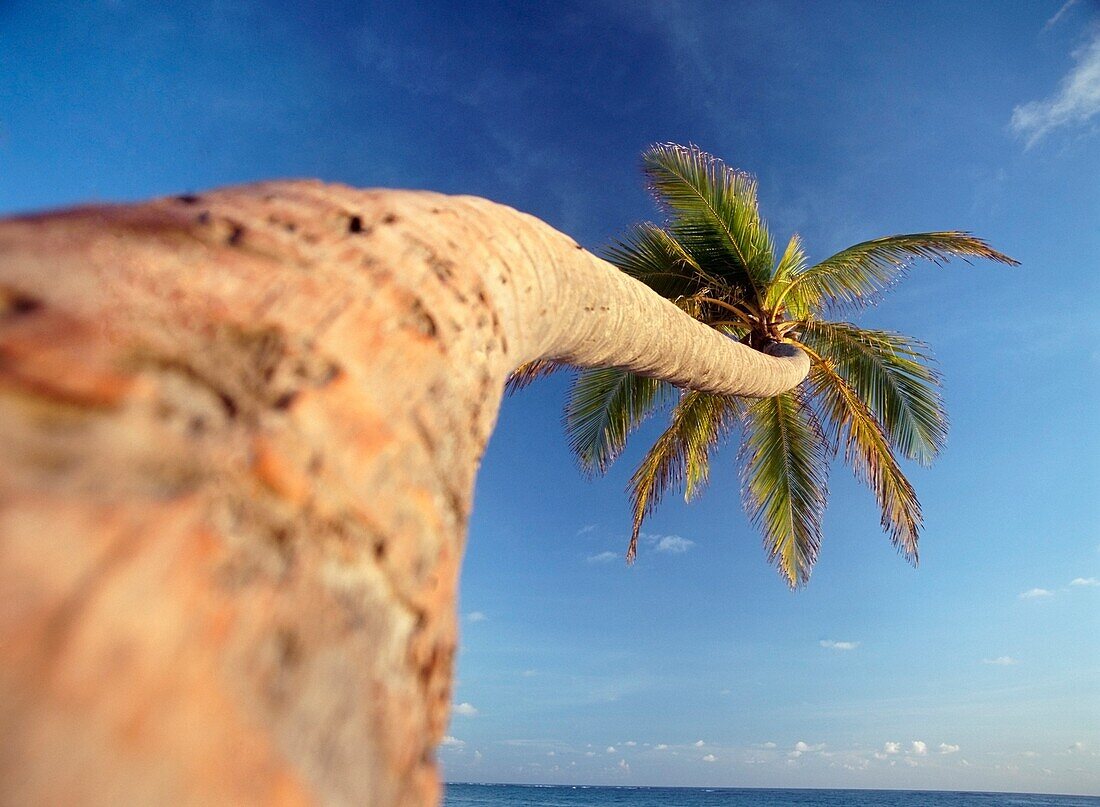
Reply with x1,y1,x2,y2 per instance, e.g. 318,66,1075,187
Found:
0,181,807,806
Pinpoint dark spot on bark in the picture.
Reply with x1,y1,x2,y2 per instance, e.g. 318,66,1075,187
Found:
196,211,211,226
347,215,364,234
3,291,42,317
276,628,301,668
217,390,238,418
431,207,441,214
272,390,298,410
188,415,206,435
382,212,398,225
307,453,322,474
373,539,387,561
176,194,200,205
405,300,437,338
227,224,245,246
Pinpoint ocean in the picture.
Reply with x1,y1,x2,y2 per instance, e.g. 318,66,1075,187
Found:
443,784,1100,806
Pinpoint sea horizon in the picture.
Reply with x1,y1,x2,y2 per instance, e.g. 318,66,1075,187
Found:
443,782,1100,805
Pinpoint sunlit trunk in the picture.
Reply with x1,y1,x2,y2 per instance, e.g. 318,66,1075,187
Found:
0,181,807,806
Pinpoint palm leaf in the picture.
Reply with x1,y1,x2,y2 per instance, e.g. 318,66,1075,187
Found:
807,358,921,562
800,321,946,465
781,232,1019,316
763,233,809,313
641,143,775,302
627,390,745,562
603,222,721,299
738,390,830,587
506,359,565,394
566,368,674,476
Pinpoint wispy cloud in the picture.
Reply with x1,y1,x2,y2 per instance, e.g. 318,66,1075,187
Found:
465,611,487,623
587,551,619,564
983,656,1019,666
441,735,465,748
1011,30,1100,146
453,702,479,717
939,743,961,754
820,640,859,650
1045,0,1080,30
1018,587,1054,599
652,534,695,554
1070,576,1099,587
702,753,717,762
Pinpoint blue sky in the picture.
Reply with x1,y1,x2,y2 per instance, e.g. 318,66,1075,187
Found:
2,0,1099,796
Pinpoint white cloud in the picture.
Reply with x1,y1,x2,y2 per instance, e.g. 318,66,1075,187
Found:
1011,31,1100,146
655,744,669,751
587,551,619,564
794,741,825,753
624,741,637,747
585,751,596,757
702,754,717,763
884,742,901,755
1069,741,1087,754
983,656,1019,666
453,702,478,717
911,741,928,756
762,742,777,749
473,750,482,763
576,524,597,536
522,669,537,677
1046,0,1080,30
939,743,960,755
606,746,616,754
654,535,695,554
618,759,630,772
441,736,465,748
1019,588,1054,599
820,640,859,650
694,740,706,747
465,611,487,623
1070,577,1099,587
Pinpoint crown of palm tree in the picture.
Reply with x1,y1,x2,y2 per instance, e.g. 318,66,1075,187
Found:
510,143,1017,587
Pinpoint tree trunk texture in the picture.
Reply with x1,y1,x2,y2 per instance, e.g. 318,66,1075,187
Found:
0,181,808,806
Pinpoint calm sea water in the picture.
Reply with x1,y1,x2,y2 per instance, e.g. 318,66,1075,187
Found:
444,784,1100,807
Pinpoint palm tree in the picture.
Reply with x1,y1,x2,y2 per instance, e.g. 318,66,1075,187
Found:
513,144,1017,587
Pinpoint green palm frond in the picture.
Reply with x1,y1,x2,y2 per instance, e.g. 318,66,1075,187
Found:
566,368,674,476
739,391,830,587
807,359,921,562
506,359,564,394
641,143,775,301
763,233,809,313
780,232,1019,316
800,321,946,465
627,390,745,562
603,222,714,299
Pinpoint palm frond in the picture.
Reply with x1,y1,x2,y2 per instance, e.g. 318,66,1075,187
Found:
627,390,745,562
763,233,809,313
641,143,774,302
566,368,674,476
800,321,946,465
781,232,1019,316
807,358,921,562
506,359,565,394
738,390,830,587
603,222,715,299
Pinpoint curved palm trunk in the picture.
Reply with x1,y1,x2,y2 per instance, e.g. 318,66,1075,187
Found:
0,181,807,806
